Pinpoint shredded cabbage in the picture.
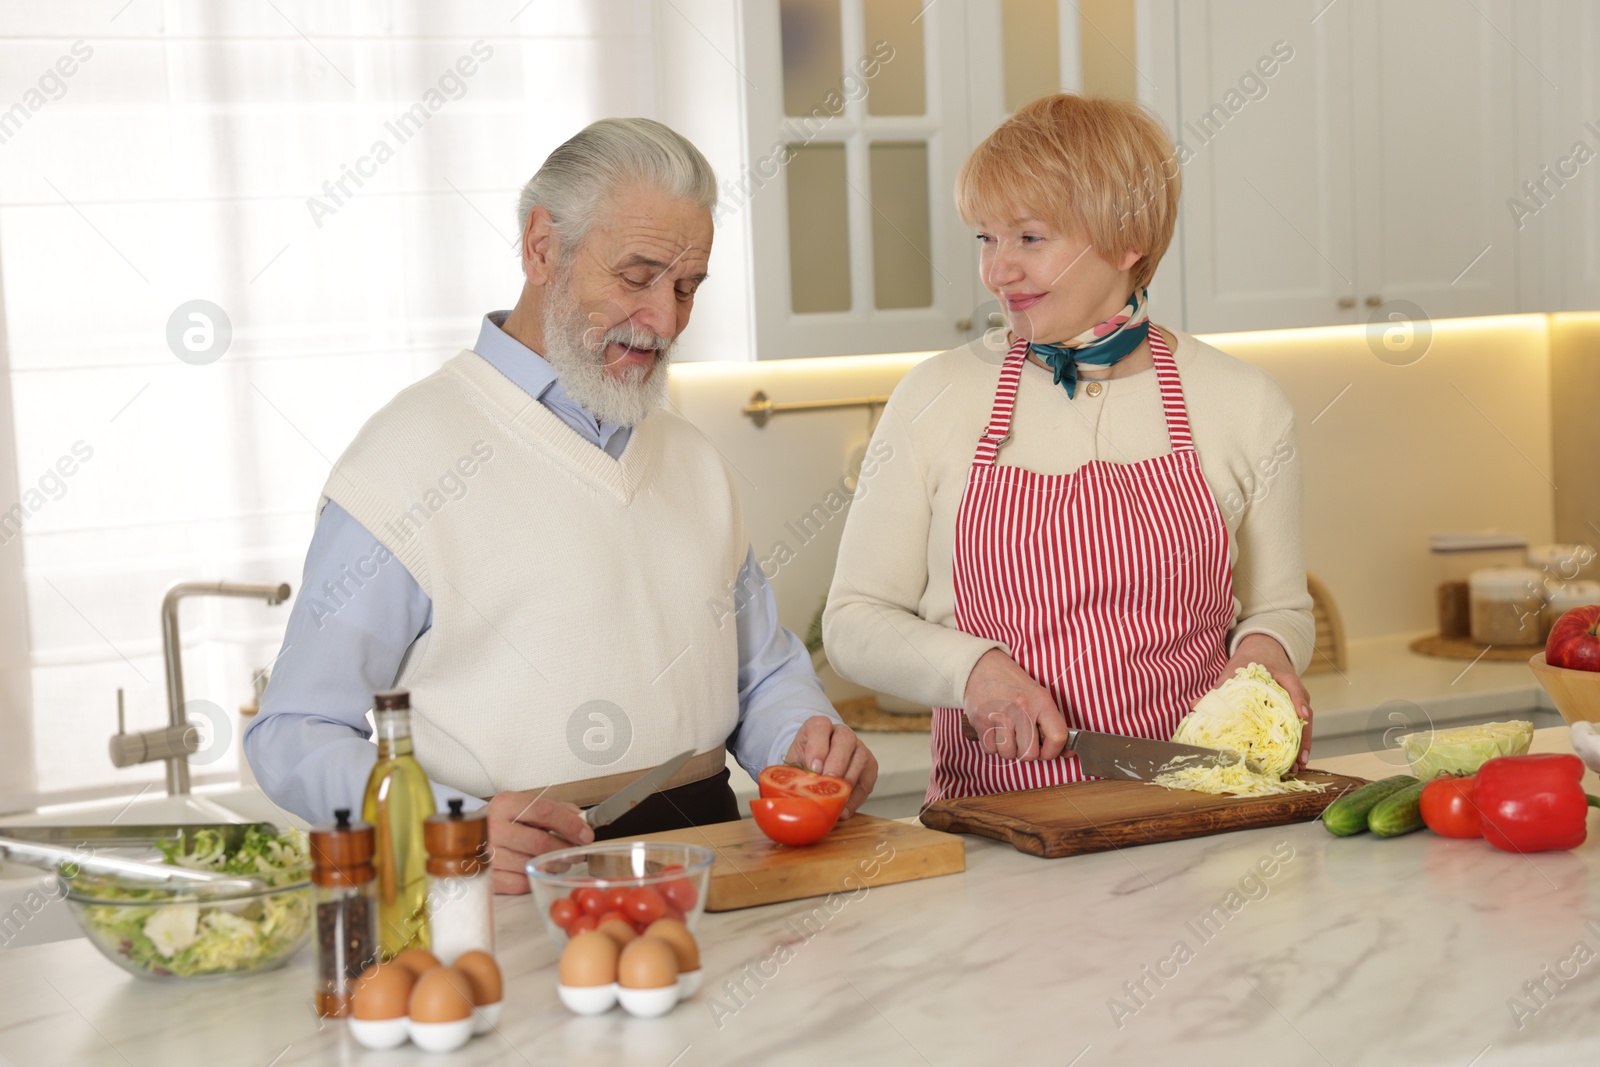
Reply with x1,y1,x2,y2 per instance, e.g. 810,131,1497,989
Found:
1396,720,1533,780
1152,663,1327,797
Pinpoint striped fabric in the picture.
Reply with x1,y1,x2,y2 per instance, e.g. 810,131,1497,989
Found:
929,329,1235,803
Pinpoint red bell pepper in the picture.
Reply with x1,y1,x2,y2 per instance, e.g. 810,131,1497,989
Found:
1475,754,1600,853
1419,775,1482,838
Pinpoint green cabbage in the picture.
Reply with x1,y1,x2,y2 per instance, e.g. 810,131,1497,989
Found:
1396,720,1534,779
1171,663,1304,778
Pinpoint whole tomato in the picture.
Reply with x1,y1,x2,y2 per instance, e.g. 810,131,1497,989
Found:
1419,775,1481,839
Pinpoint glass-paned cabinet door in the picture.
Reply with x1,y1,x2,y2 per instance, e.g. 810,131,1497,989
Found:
743,0,985,357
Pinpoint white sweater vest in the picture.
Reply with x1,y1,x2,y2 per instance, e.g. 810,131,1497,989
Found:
320,350,744,797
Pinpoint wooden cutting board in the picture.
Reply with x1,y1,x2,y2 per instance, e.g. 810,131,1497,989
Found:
629,814,965,911
919,769,1367,858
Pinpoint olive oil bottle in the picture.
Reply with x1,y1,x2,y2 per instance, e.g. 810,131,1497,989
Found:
362,688,435,957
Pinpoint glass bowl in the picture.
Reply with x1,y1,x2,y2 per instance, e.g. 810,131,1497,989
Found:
526,842,713,946
62,867,312,980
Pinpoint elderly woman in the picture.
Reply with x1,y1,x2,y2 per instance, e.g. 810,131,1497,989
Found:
823,95,1314,802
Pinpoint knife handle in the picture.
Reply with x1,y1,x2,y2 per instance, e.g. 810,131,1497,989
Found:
960,712,1075,752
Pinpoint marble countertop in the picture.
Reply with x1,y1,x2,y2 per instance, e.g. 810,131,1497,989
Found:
5,727,1598,1067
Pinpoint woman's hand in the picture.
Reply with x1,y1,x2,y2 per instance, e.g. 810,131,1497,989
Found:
783,716,880,818
485,791,594,895
962,649,1070,760
1223,634,1313,772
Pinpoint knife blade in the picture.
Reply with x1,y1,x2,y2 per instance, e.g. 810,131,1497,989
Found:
959,717,1253,781
582,749,697,829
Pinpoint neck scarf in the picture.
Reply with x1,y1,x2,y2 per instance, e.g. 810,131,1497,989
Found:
1027,288,1151,399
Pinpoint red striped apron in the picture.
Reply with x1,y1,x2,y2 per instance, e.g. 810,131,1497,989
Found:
928,328,1235,802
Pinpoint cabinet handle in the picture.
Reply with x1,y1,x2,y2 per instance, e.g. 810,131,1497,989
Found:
1365,294,1382,308
1337,296,1355,310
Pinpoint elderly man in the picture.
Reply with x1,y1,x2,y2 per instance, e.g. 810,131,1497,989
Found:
246,118,877,893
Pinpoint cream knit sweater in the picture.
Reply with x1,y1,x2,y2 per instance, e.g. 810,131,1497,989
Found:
321,350,745,797
823,327,1314,711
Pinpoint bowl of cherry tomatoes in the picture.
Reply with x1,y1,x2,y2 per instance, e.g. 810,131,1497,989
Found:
526,842,713,947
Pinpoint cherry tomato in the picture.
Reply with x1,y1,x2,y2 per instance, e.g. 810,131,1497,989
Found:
549,897,579,930
568,914,598,935
758,765,851,822
660,877,698,912
1420,775,1482,838
573,887,605,917
625,887,666,926
602,887,631,913
596,909,629,928
662,902,687,924
750,796,838,846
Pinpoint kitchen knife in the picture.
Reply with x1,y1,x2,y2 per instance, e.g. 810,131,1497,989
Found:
959,717,1255,781
582,749,697,829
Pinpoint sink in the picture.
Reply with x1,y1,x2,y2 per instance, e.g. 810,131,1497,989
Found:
0,785,305,949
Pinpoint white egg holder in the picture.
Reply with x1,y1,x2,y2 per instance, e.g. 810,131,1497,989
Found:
348,1001,503,1052
558,969,703,1018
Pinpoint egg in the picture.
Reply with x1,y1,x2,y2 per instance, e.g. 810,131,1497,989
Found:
618,937,680,990
452,950,503,1006
559,930,620,988
596,918,637,948
351,962,414,1021
407,965,475,1023
391,947,441,978
641,919,699,972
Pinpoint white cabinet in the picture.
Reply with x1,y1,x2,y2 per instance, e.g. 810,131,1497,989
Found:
1152,0,1532,334
1549,0,1600,311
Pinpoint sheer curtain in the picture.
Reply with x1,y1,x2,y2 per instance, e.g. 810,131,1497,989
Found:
0,0,656,810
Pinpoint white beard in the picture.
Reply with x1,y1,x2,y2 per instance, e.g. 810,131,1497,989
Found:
539,271,674,428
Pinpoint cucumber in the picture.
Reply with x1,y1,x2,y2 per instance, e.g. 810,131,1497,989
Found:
1368,777,1432,838
1321,774,1418,836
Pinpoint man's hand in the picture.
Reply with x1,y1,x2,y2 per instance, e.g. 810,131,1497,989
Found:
1223,633,1313,772
963,649,1069,761
485,791,594,895
783,716,879,818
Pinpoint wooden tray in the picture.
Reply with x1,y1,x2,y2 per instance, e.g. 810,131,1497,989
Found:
919,770,1366,858
1409,633,1543,661
630,813,965,911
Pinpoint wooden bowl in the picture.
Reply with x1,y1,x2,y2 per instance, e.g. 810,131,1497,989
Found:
1529,652,1600,724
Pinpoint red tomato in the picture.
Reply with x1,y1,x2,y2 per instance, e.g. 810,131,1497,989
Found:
625,887,666,925
750,796,838,846
1421,775,1482,839
596,909,629,928
573,887,605,917
662,902,686,924
758,765,851,822
602,887,631,913
660,877,698,913
549,897,579,930
568,914,598,935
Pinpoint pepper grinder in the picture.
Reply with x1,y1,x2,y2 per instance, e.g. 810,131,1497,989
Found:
424,798,493,965
310,808,378,1017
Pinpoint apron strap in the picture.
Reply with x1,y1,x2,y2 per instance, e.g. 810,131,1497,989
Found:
1149,328,1195,452
972,338,1030,467
974,329,1193,463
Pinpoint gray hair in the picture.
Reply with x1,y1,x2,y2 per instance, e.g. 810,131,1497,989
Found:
516,117,718,260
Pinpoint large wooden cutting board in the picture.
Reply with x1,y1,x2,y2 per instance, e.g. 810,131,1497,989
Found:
630,814,964,911
919,769,1367,858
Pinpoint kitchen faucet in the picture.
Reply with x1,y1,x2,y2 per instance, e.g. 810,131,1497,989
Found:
109,580,291,795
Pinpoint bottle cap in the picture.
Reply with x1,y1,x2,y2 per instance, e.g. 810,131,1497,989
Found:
309,807,376,887
373,689,411,711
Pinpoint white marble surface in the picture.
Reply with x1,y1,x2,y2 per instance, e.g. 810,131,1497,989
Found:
4,727,1599,1066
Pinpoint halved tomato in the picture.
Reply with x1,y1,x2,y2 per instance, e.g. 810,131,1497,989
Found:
749,796,838,847
757,765,851,823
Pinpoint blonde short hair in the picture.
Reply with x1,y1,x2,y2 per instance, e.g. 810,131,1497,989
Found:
955,94,1179,291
